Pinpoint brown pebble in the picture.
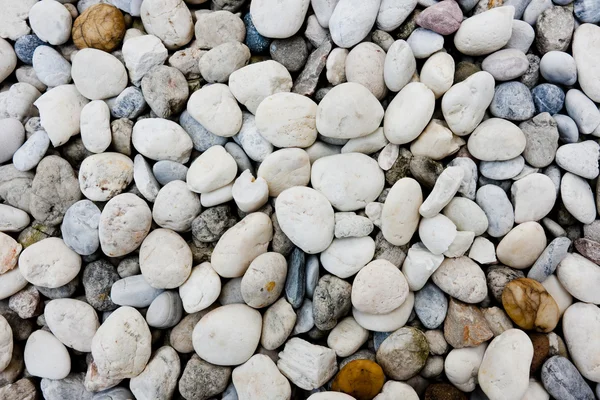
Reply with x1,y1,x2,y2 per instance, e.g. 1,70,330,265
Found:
444,298,493,349
529,333,550,373
72,4,126,52
425,383,468,400
331,359,386,400
502,278,560,333
574,238,600,264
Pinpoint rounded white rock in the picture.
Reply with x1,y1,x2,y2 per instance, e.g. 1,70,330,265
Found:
257,148,311,197
467,118,527,161
511,173,556,223
29,0,72,45
80,100,112,153
187,83,242,138
140,0,193,49
232,354,292,400
327,316,369,357
78,152,134,202
562,302,600,382
250,0,310,39
139,229,192,289
381,178,423,246
153,180,201,232
352,259,409,314
232,170,269,213
442,197,489,236
560,172,596,224
320,236,376,279
132,118,193,163
241,252,287,309
44,298,100,352
24,330,71,380
496,221,546,269
0,315,12,372
187,145,237,193
384,40,416,92
383,82,435,145
432,256,487,304
418,214,457,255
401,242,444,291
71,49,128,100
345,42,387,100
444,343,487,392
19,237,81,288
420,52,455,99
329,0,380,48
557,253,600,304
353,291,414,332
179,262,221,313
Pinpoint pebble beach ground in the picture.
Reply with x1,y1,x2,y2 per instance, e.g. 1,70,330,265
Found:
0,0,600,399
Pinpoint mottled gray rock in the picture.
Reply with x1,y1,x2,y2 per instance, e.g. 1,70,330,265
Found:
130,346,181,400
376,327,429,380
61,200,101,256
410,156,444,189
141,65,188,118
520,53,540,88
179,110,227,152
519,113,559,168
542,356,595,400
83,260,119,311
36,277,78,300
30,156,82,226
486,265,525,303
535,6,574,55
8,286,41,319
178,354,231,400
270,36,308,72
476,184,515,237
490,81,535,121
192,205,237,244
271,212,294,257
12,130,49,172
0,165,34,213
292,40,332,97
480,157,525,180
414,282,448,329
152,160,188,186
41,373,92,400
312,274,352,330
528,237,571,282
110,87,147,119
285,247,305,309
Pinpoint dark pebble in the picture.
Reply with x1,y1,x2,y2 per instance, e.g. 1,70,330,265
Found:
285,247,306,309
269,36,308,72
531,83,565,115
82,260,120,312
244,13,271,54
490,81,536,121
542,356,595,400
312,274,352,330
14,35,47,64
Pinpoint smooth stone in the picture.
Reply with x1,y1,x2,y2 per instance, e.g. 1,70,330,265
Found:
132,118,192,163
234,112,274,162
140,0,193,49
146,291,183,328
12,130,48,173
402,242,444,291
169,312,205,354
19,237,81,288
433,256,487,303
384,82,435,145
0,232,21,275
141,65,188,118
32,46,71,87
99,193,152,257
187,145,237,193
523,0,553,24
557,253,600,304
384,40,416,92
478,329,533,399
542,356,595,400
373,381,419,400
497,222,547,269
79,152,133,202
406,28,444,59
80,100,112,154
320,237,375,279
377,0,418,31
178,354,231,400
420,52,455,99
313,274,352,330
91,307,151,380
511,173,556,223
0,204,30,233
444,344,487,392
179,111,227,153
326,47,348,86
480,157,524,180
334,213,374,239
187,83,241,138
256,148,311,197
486,265,526,304
454,6,514,55
327,317,369,358
467,118,526,161
572,24,600,103
44,298,99,352
139,229,192,289
531,84,565,115
482,49,529,81
564,89,600,134
82,260,119,311
14,35,45,65
561,172,596,224
476,184,514,237
152,161,188,185
575,238,600,265
250,0,309,39
502,278,560,332
110,275,163,308
191,205,237,243
40,373,91,400
228,60,292,115
414,282,447,329
352,260,408,314
329,0,380,48
555,141,600,179
29,0,72,45
72,49,127,100
528,237,571,282
519,113,559,168
261,298,296,350
211,212,272,278
563,303,600,382
505,20,535,53
442,71,495,136
284,247,305,309
541,275,572,316
539,51,577,86
376,327,429,380
0,315,12,372
121,34,168,85
270,36,308,73
153,180,201,231
233,354,291,400
419,166,464,218
353,290,414,332
381,178,422,246
418,214,457,255
293,299,314,335
24,330,70,379
490,81,536,121
110,87,147,119
243,12,270,53
416,0,462,34
130,346,180,400
316,82,384,139
193,304,262,366
240,252,286,309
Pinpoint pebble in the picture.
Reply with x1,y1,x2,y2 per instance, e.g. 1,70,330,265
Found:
211,212,272,278
561,172,596,224
420,166,464,218
98,193,152,257
79,152,133,201
467,118,526,161
24,330,70,380
250,0,309,39
140,0,193,49
91,306,151,380
0,119,25,165
19,237,81,288
385,82,435,145
414,282,448,329
72,49,127,100
497,222,547,269
110,87,147,119
511,173,556,223
557,253,600,304
555,141,600,180
0,315,12,372
44,298,99,352
541,275,572,316
139,229,192,289
502,278,560,332
152,160,188,185
141,65,188,118
111,275,163,308
563,303,600,382
444,344,487,392
381,178,422,246
152,180,200,231
80,101,112,154
505,20,535,53
480,156,524,180
535,6,574,54
232,354,291,400
476,184,514,237
261,298,296,350
130,346,180,400
329,0,379,48
334,213,374,239
416,0,462,35
146,291,183,328
384,40,416,92
528,236,571,282
539,51,577,86
572,24,600,103
490,81,536,121
402,242,444,291
122,34,168,86
40,373,91,400
352,259,408,314
240,252,286,308
228,60,292,115
29,0,72,45
82,260,119,311
478,329,533,400
178,354,231,400
270,37,308,73
433,256,487,303
482,49,529,81
376,327,429,380
419,214,457,255
531,83,565,115
32,46,72,88
542,356,595,400
444,298,493,348
454,7,514,55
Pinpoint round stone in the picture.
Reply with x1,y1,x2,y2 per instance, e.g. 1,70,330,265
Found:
453,7,514,56
489,81,536,121
19,238,81,289
572,24,600,103
83,260,119,311
497,222,547,269
539,51,577,86
376,327,429,380
140,229,192,289
0,315,12,373
562,302,600,382
352,260,409,314
432,256,487,303
241,252,287,309
320,237,375,279
29,0,73,45
384,82,435,145
193,304,262,366
414,282,448,329
257,148,311,197
346,42,387,100
132,118,193,163
32,46,71,88
78,153,133,202
329,0,380,48
187,145,237,194
381,178,423,246
146,291,183,328
467,118,526,161
557,253,600,304
542,356,596,400
331,359,386,400
561,172,596,224
141,65,188,119
187,83,242,138
384,39,416,92
531,84,565,115
511,173,557,223
44,298,99,352
502,278,560,332
71,49,127,100
24,330,70,380
482,49,529,81
72,4,126,52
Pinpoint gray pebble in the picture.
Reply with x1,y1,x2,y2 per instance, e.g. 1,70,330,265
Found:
292,299,314,335
542,217,567,238
543,164,562,195
305,255,319,299
542,356,595,400
225,142,252,175
574,0,600,22
476,184,515,237
523,0,553,24
233,113,274,163
110,275,164,308
480,156,525,180
12,130,50,172
504,0,534,18
486,265,525,303
110,118,133,156
152,160,188,185
527,237,571,282
292,40,332,96
199,42,250,83
539,51,577,86
285,247,306,309
270,36,308,72
374,231,408,267
481,49,529,81
519,112,559,168
83,260,119,312
414,282,448,329
505,20,535,54
92,387,135,400
448,157,478,200
36,277,78,300
141,65,189,119
535,6,574,54
179,354,231,400
146,291,183,329
117,256,140,278
110,87,147,119
218,277,245,305
41,373,92,400
565,89,600,134
8,286,41,320
32,46,72,87
192,205,237,243
553,114,579,144
410,156,444,189
373,332,392,352
312,274,351,330
133,154,160,202
490,81,536,121
520,53,540,88
179,110,227,152
61,200,101,256
271,212,294,257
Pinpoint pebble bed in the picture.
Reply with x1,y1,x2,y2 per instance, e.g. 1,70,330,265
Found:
0,0,600,399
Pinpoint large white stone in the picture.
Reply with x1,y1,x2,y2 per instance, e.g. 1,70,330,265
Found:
478,329,533,400
80,100,112,153
410,119,464,161
24,330,71,380
377,0,417,31
122,34,169,85
241,252,287,308
91,306,152,380
345,42,387,100
467,118,527,161
132,118,193,163
211,212,273,278
320,237,375,278
562,303,600,382
381,178,422,246
443,197,489,236
45,298,99,352
179,262,221,313
311,153,385,211
257,148,311,197
418,214,457,255
383,82,435,144
329,0,380,48
420,52,455,98
454,6,515,56
250,0,310,39
140,229,192,289
0,268,28,301
419,166,464,218
187,83,242,137
0,38,16,85
256,92,317,148
442,71,495,136
384,40,416,92
78,152,134,202
557,253,600,304
19,237,81,288
316,82,384,139
511,173,556,223
572,24,600,103
72,49,128,100
327,316,369,357
275,186,335,254
152,180,201,231
232,354,292,400
29,0,72,45
141,0,193,49
352,259,408,314
34,85,89,147
193,304,262,366
232,170,269,213
187,145,237,193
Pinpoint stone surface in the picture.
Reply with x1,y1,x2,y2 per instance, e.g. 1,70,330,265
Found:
376,327,429,380
444,298,493,349
502,278,560,332
72,4,125,52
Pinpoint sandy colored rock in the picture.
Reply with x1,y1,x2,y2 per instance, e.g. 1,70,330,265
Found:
72,4,126,52
444,298,493,349
331,359,386,400
502,278,560,333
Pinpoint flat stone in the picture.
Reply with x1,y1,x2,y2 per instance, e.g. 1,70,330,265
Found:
562,303,600,382
557,253,600,304
497,222,547,269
